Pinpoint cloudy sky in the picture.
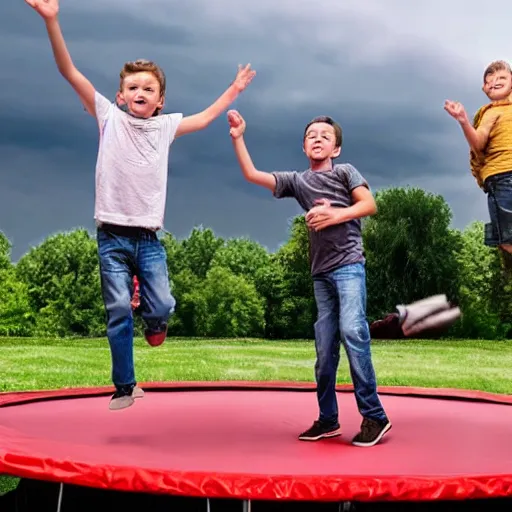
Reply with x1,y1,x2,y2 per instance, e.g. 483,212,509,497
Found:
1,0,507,260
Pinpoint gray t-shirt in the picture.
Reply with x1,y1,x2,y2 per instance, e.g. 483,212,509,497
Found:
272,163,368,276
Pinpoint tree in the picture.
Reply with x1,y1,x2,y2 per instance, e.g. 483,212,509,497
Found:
190,266,265,337
363,187,461,322
0,268,34,336
180,226,224,279
15,229,105,337
210,237,270,285
454,221,511,338
0,231,12,271
166,268,203,336
160,231,187,279
268,216,316,339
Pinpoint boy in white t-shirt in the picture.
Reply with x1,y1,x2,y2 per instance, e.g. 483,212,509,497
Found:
26,0,255,410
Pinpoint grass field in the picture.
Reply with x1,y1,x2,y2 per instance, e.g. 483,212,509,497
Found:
1,336,511,495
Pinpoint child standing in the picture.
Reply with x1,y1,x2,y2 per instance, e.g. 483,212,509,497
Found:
227,109,391,447
26,0,255,410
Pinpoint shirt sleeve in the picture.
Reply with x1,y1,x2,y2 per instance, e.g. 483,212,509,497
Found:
342,163,369,192
94,91,113,130
165,113,184,145
272,171,299,199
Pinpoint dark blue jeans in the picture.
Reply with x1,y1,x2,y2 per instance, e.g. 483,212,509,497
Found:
312,262,387,425
483,171,512,246
97,225,175,391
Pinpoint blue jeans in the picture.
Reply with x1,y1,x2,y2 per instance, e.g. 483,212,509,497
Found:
312,262,387,425
97,224,175,392
484,171,512,246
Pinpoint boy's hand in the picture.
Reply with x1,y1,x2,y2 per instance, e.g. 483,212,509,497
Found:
444,100,469,124
305,199,345,231
228,109,246,139
232,64,256,93
25,0,59,20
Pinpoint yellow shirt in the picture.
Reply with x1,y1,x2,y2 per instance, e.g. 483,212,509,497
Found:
470,100,512,188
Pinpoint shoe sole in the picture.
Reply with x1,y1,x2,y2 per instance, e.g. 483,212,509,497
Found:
298,428,342,441
352,422,392,447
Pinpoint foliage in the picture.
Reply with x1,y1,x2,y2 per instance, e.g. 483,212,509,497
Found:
188,266,265,337
0,268,33,336
15,229,105,337
0,186,509,340
364,187,462,321
453,222,511,339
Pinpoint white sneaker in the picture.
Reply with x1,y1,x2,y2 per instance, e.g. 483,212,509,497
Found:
109,392,135,411
109,385,144,411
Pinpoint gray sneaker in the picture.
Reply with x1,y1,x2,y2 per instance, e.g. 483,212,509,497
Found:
133,386,144,399
352,418,392,447
109,385,144,411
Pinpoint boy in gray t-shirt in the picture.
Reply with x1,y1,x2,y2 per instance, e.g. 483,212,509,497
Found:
228,110,391,447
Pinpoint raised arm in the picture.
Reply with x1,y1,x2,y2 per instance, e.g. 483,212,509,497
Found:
227,110,276,192
25,0,96,116
175,65,256,138
444,100,499,152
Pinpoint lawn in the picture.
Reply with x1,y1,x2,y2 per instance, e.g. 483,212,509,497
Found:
1,336,511,495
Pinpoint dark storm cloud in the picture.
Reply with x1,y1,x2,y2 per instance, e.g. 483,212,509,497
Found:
0,0,491,261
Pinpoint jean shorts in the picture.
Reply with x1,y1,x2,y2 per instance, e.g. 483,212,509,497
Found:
483,171,512,246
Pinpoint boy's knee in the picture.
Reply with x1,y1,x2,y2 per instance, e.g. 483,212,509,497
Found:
341,324,370,349
145,293,176,321
106,298,133,325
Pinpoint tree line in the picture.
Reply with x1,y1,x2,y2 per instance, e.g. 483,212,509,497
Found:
0,187,510,340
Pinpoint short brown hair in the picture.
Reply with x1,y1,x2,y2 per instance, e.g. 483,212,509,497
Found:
483,60,512,82
303,116,342,148
119,59,166,115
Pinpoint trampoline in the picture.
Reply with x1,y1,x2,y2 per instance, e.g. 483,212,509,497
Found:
1,382,511,511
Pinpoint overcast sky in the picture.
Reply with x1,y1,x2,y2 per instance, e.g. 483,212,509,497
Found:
1,0,507,260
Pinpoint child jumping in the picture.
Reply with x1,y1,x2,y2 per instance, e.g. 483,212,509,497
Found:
227,109,391,447
26,0,255,410
444,60,512,256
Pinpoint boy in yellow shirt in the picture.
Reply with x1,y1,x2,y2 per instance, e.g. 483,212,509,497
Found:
444,60,512,255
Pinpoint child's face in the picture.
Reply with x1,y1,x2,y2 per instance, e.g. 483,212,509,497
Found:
483,69,512,101
116,71,164,118
303,122,341,162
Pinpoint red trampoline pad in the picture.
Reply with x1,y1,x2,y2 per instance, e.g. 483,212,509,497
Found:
0,382,511,503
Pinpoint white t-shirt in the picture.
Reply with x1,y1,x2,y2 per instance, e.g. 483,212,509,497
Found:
93,92,183,229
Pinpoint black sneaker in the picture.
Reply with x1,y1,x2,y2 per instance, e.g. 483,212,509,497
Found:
351,417,392,447
298,420,341,441
109,385,136,411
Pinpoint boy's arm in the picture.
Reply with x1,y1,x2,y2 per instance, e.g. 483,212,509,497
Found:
26,1,96,117
305,186,376,232
175,65,255,138
459,112,498,152
444,100,499,152
228,110,276,192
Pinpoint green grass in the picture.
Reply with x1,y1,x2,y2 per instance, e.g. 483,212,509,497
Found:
1,336,511,495
1,336,511,394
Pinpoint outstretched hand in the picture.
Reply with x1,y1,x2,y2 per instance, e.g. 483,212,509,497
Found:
228,109,246,139
443,100,469,124
305,199,344,231
232,64,256,93
25,0,59,19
